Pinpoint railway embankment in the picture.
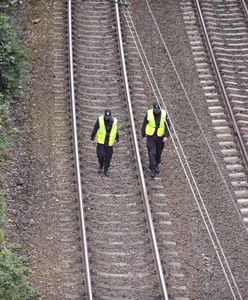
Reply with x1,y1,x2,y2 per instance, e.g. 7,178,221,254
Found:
1,0,67,298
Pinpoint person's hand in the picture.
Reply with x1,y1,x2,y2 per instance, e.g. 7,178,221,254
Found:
142,137,146,143
163,137,168,143
91,139,95,144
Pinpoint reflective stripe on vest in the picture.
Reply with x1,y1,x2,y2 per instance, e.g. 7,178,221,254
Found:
145,109,166,137
96,116,118,146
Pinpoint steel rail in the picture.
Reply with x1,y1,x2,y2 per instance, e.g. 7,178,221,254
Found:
124,8,242,299
68,1,93,299
194,0,248,169
114,2,169,300
240,0,248,16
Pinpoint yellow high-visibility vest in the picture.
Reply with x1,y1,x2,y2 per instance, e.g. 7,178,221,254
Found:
145,109,166,137
96,116,118,146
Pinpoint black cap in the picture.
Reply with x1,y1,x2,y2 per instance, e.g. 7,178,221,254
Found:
104,109,112,120
153,102,160,110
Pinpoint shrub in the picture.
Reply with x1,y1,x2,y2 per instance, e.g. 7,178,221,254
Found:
0,10,40,300
0,13,27,100
0,12,26,151
0,244,40,299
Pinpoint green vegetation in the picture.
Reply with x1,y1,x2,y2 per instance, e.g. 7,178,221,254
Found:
0,244,39,300
0,12,26,135
0,14,26,94
0,9,40,300
0,191,6,244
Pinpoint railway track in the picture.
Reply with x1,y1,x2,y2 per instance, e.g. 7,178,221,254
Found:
121,0,248,298
53,1,86,298
181,0,248,231
194,0,248,164
65,0,189,299
52,0,248,298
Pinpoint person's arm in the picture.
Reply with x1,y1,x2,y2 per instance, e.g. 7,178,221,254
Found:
116,130,119,142
115,120,119,142
141,112,148,137
91,118,99,140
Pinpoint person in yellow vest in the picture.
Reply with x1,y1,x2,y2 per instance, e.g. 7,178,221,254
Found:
91,109,119,177
141,102,170,178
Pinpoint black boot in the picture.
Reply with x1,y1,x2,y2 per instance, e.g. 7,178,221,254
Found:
155,166,160,173
151,169,156,178
98,165,103,174
103,168,109,177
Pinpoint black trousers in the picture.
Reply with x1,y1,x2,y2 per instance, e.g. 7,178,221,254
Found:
97,143,113,169
147,136,165,170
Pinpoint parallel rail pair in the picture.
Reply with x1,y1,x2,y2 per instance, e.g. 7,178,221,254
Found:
194,0,248,168
67,0,248,299
68,0,168,299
